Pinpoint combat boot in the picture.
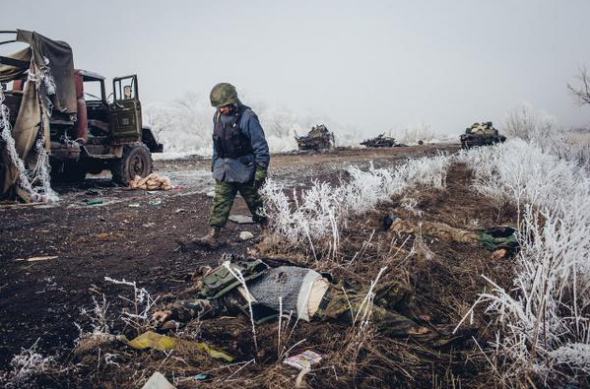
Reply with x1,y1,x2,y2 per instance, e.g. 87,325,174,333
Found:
194,227,221,249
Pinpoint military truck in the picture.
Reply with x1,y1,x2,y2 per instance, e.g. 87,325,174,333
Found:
460,121,506,149
360,133,397,148
295,124,335,151
0,30,162,186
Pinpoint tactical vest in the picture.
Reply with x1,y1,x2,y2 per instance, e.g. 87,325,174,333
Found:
213,105,254,159
198,260,269,300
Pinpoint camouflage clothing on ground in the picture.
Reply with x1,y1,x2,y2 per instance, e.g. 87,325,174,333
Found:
165,269,452,344
316,280,446,343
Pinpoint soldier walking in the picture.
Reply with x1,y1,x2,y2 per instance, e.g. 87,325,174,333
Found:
196,83,270,248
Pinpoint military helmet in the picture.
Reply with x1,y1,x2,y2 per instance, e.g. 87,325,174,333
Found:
210,83,238,107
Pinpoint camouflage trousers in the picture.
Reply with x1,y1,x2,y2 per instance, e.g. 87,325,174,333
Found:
209,180,266,228
316,281,448,344
169,291,244,322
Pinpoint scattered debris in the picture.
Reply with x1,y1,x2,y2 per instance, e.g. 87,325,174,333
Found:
130,173,174,191
229,215,254,224
143,222,156,228
295,124,335,151
283,350,323,370
284,350,323,388
361,133,398,148
174,208,187,214
86,198,104,206
239,231,255,241
15,255,58,262
149,199,163,206
141,372,176,389
206,190,215,198
128,202,141,208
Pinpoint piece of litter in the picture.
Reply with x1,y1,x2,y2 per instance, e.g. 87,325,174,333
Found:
128,203,140,208
194,374,209,380
149,199,162,206
15,256,58,263
239,231,254,241
206,191,215,198
143,222,156,228
174,208,187,214
175,185,185,190
86,198,104,205
283,350,322,371
229,215,254,224
141,372,176,389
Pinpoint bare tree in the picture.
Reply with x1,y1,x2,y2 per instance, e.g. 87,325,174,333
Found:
567,65,590,106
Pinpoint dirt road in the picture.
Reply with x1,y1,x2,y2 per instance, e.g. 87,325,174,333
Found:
0,144,458,367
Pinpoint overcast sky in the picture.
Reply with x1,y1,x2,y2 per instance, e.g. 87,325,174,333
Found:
3,0,590,135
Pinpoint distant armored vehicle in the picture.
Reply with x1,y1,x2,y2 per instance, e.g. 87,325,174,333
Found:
361,133,397,148
296,124,335,151
460,121,506,149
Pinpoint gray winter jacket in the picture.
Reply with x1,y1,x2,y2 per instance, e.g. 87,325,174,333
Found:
211,104,270,183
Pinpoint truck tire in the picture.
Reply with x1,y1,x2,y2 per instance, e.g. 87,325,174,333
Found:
111,143,153,185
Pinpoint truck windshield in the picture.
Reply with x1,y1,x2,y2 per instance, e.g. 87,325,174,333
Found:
83,80,103,101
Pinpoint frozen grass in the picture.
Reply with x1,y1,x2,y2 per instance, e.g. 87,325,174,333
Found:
457,139,590,386
393,122,436,144
260,154,451,257
0,341,56,388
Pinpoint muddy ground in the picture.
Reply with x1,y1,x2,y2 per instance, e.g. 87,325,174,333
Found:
0,144,459,370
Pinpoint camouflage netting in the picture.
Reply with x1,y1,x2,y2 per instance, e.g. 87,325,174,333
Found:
0,29,75,202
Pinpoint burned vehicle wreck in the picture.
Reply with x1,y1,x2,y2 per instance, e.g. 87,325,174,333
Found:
360,133,398,148
295,124,335,151
460,121,506,149
0,30,162,201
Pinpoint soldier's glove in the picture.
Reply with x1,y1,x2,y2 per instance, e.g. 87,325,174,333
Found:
254,164,268,190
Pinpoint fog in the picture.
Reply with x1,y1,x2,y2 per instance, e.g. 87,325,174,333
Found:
3,0,590,140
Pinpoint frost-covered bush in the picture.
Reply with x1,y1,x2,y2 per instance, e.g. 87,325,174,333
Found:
0,341,55,388
393,122,436,144
261,154,451,257
145,95,315,156
503,104,558,145
458,139,590,385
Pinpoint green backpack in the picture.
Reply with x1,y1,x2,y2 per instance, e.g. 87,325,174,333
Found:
198,260,269,300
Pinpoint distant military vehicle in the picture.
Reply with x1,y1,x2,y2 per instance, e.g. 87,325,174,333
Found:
460,121,506,149
0,30,163,187
296,124,335,151
361,133,397,148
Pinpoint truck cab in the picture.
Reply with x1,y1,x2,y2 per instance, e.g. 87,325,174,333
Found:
1,30,163,185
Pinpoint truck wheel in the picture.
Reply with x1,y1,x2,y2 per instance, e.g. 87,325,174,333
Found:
111,143,153,185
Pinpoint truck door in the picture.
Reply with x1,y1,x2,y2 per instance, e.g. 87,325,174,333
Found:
109,75,141,142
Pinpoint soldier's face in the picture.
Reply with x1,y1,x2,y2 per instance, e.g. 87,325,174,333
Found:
219,105,232,114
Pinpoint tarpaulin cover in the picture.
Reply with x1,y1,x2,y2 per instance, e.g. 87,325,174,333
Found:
16,29,77,114
0,29,73,201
